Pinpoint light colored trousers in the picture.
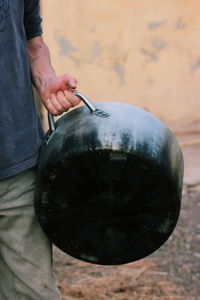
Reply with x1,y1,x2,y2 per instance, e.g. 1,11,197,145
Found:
0,168,61,300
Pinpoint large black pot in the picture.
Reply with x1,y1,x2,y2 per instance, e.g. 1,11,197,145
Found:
34,92,184,265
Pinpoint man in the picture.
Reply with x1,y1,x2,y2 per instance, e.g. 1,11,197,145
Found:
0,0,80,299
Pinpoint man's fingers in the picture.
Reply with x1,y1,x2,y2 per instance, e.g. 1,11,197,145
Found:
56,91,73,110
43,90,81,116
50,93,65,114
63,90,80,106
45,99,60,116
63,74,77,89
68,78,77,89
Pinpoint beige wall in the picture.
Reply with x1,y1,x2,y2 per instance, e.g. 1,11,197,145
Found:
41,0,200,131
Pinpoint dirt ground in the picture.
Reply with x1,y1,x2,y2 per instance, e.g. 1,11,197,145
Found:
52,130,200,300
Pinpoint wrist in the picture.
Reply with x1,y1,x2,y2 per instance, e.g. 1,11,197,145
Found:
32,71,56,94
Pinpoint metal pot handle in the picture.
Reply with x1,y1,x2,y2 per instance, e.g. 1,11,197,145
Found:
48,91,109,133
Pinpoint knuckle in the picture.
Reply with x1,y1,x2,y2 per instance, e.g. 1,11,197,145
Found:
57,91,63,97
50,93,56,98
63,90,69,97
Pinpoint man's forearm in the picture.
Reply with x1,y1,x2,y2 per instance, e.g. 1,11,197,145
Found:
27,35,80,115
27,36,56,93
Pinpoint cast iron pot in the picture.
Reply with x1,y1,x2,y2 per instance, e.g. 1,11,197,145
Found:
34,92,184,265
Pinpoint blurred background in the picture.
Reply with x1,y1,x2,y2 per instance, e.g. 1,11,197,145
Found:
41,0,200,132
39,1,200,299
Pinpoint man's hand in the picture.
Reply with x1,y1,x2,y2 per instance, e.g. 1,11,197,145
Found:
39,74,80,116
27,36,80,115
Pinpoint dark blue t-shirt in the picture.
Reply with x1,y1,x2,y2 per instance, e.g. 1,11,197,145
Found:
0,0,44,179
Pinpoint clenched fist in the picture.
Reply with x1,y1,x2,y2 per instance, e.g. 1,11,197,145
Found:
39,74,80,116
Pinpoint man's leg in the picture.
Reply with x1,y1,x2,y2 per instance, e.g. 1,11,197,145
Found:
0,168,61,300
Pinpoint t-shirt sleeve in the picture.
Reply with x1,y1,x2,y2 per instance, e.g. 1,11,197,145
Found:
24,0,43,41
